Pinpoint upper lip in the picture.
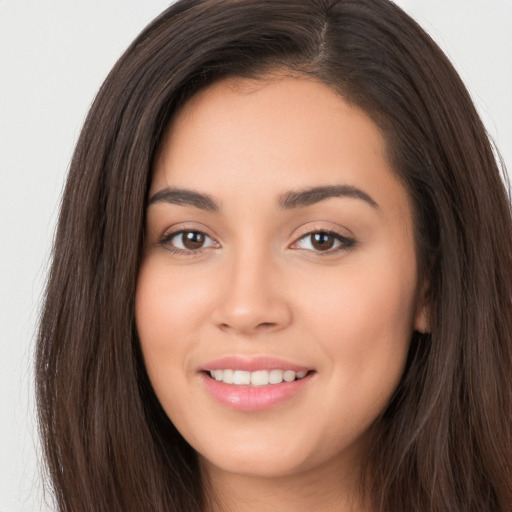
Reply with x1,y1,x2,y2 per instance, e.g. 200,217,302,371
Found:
200,356,311,373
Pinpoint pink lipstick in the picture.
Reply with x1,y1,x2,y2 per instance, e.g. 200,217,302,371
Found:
200,356,314,411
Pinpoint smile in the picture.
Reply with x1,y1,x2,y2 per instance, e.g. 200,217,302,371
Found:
208,369,308,386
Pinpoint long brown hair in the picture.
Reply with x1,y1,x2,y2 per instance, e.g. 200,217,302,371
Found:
36,1,512,510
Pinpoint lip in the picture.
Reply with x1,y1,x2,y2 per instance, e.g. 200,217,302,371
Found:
201,356,310,373
199,356,314,411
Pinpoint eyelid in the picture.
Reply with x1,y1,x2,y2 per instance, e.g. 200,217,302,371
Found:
289,223,356,254
159,221,219,241
158,224,221,255
156,222,356,256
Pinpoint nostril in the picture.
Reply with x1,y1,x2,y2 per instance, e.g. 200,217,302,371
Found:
216,321,278,333
257,322,277,329
212,296,293,335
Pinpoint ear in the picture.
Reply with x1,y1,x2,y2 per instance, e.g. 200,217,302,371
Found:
414,279,430,334
414,304,430,334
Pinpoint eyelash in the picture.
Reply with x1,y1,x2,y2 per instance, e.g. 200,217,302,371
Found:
291,229,356,254
158,229,356,256
158,230,218,256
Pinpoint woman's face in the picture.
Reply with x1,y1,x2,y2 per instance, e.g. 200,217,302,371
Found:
136,76,426,481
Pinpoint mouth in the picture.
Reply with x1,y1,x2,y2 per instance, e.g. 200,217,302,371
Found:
206,368,310,386
200,357,315,411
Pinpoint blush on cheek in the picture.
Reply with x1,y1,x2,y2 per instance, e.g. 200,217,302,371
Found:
307,273,415,380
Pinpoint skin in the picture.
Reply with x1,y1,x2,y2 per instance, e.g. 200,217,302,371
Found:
136,75,427,512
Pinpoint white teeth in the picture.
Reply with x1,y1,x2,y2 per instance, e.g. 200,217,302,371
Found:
233,370,251,385
250,370,269,386
268,369,284,384
283,370,296,382
208,369,308,386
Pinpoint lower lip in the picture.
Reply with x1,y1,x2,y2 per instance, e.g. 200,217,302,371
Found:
200,372,313,411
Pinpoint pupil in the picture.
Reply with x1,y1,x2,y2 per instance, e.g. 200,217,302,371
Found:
312,232,334,251
183,231,205,249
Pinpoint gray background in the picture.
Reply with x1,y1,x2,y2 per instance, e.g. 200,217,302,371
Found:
1,1,511,510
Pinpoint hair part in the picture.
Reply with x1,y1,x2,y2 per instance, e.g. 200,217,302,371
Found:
36,1,512,511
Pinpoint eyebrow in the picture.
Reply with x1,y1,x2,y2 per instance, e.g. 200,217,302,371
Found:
148,187,219,211
279,185,379,210
147,184,379,212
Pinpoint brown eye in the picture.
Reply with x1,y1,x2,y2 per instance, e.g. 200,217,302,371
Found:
293,230,355,254
181,231,205,250
311,232,335,251
160,230,217,253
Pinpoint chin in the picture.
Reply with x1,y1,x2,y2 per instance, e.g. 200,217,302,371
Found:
200,450,311,480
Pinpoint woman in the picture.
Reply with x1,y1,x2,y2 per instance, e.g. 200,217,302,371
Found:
36,0,512,511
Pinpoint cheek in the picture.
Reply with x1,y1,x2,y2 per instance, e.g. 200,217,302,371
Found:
134,260,208,398
136,260,210,350
297,249,417,391
291,259,417,450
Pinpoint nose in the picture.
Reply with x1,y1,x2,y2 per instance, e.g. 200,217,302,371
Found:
211,249,293,336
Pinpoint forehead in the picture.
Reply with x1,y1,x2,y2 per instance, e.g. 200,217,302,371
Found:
158,74,390,163
151,75,409,220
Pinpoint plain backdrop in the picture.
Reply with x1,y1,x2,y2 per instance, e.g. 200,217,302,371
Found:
1,1,511,511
